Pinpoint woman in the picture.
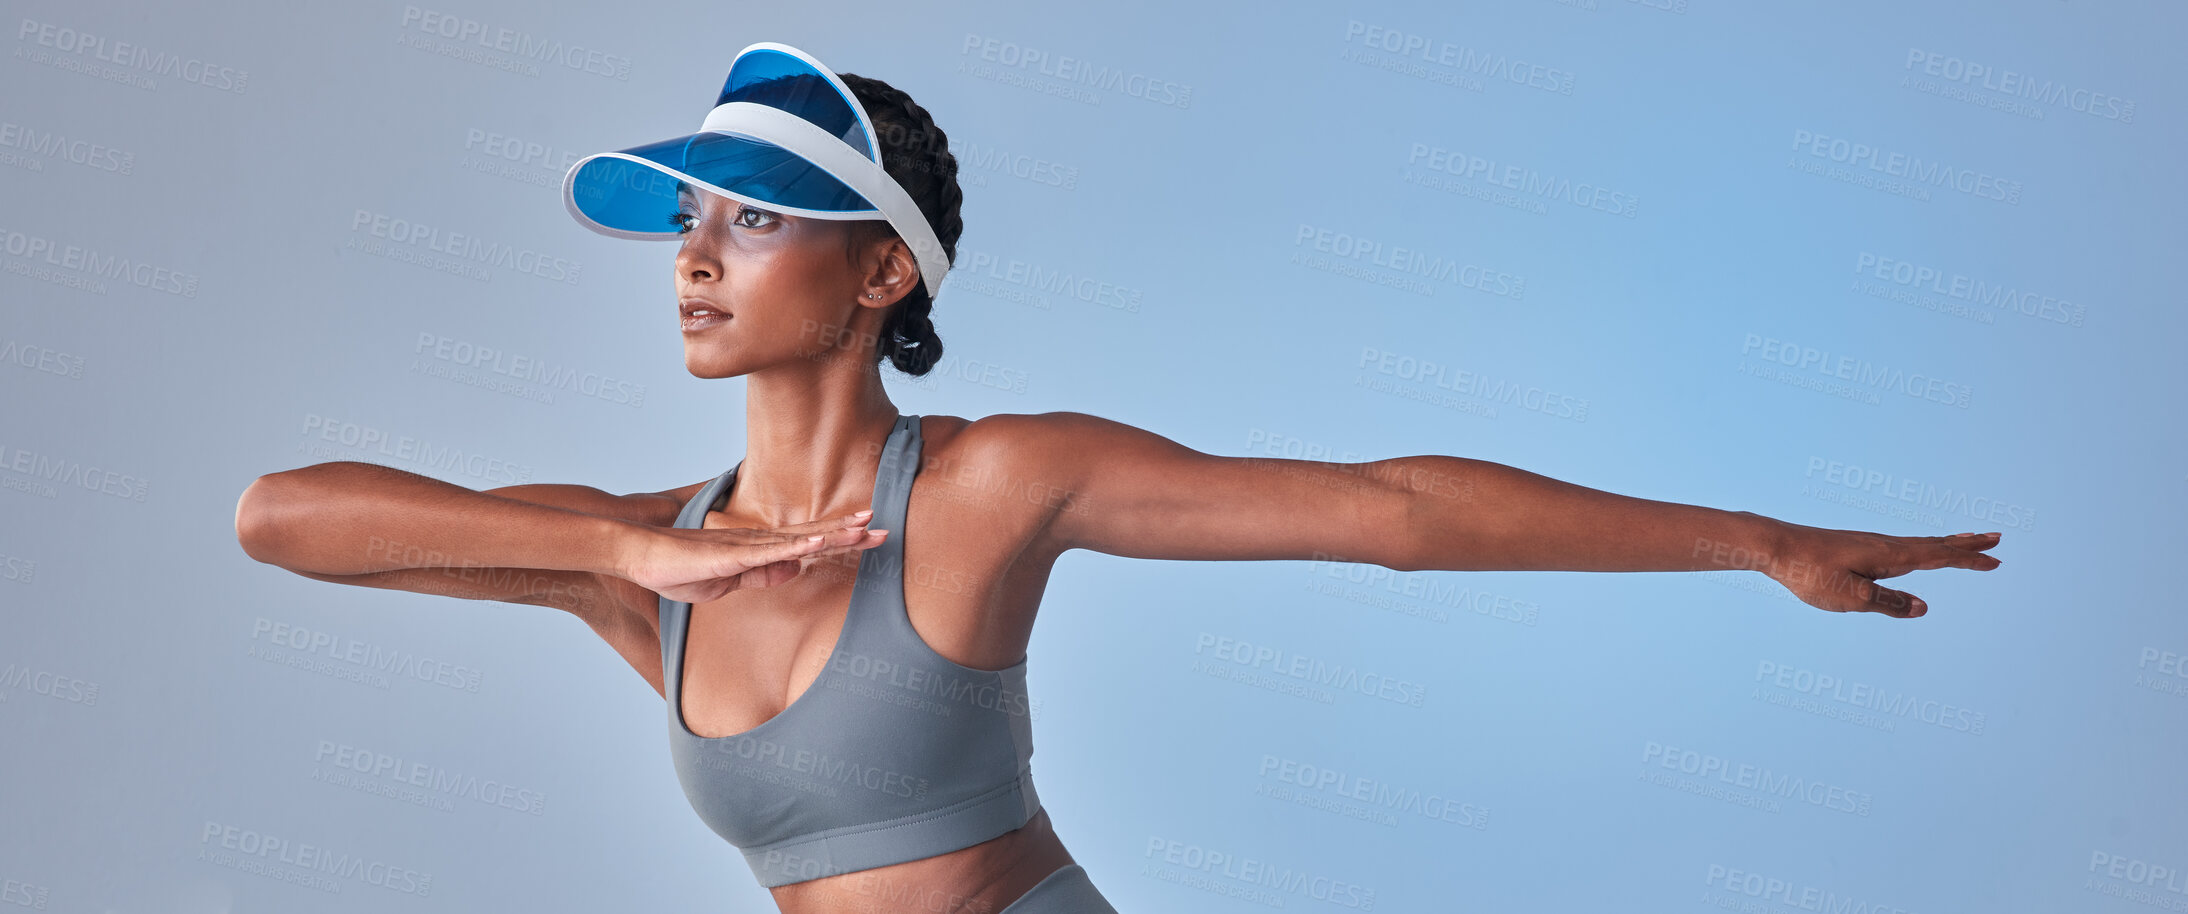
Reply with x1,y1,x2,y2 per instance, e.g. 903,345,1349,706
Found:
233,42,2002,914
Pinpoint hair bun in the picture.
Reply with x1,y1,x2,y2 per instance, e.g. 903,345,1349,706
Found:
839,72,961,378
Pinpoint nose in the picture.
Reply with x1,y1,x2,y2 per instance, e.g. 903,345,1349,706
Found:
674,232,718,283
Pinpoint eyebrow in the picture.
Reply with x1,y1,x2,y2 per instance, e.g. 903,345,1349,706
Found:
670,182,783,219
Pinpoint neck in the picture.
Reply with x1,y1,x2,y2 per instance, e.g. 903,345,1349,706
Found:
737,363,901,528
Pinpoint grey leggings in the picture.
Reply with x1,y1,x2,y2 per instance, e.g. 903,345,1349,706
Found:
998,864,1119,913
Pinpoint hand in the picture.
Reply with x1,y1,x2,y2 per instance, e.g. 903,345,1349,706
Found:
1754,518,2001,617
621,510,889,604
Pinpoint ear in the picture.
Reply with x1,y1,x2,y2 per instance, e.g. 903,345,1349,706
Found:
853,226,923,309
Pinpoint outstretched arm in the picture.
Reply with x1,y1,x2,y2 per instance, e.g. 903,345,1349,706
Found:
992,412,2001,618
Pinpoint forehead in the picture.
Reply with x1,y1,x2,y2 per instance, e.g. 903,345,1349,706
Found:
675,181,751,210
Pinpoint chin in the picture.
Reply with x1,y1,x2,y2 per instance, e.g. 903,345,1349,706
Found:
682,352,752,380
689,365,753,381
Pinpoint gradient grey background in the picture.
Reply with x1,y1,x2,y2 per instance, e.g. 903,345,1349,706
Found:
3,0,2181,911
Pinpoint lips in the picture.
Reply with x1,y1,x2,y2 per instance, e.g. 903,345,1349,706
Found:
680,297,730,333
679,297,726,319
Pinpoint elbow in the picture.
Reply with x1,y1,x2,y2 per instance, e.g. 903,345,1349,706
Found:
1378,478,1428,574
234,471,304,565
1376,456,1477,573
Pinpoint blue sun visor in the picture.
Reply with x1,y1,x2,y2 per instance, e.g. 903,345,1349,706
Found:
562,42,951,297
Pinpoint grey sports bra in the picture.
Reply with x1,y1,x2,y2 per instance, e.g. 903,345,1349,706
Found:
657,413,1043,887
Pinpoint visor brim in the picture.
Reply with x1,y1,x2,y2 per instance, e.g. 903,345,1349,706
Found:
564,131,882,239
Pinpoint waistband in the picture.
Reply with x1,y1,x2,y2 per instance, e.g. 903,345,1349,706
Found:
1000,863,1120,913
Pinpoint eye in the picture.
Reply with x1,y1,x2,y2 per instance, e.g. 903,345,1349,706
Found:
665,204,776,234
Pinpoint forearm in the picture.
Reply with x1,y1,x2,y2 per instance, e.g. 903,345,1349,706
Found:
236,462,640,578
1387,455,1783,573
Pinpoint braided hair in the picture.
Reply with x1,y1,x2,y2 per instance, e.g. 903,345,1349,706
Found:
836,72,961,377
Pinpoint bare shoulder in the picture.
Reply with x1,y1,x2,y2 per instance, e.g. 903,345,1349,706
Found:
918,410,1104,490
939,409,1174,478
933,409,1133,459
914,411,1143,554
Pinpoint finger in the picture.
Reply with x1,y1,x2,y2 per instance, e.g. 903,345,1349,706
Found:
746,528,889,574
819,529,889,560
1933,542,2002,570
754,532,889,586
717,528,814,545
733,558,803,591
1896,542,2004,576
721,533,831,578
1888,534,1968,545
801,526,889,557
1847,574,1925,618
1907,531,2003,551
1831,530,2004,553
745,531,888,587
716,515,870,542
764,510,878,536
1861,539,2005,581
